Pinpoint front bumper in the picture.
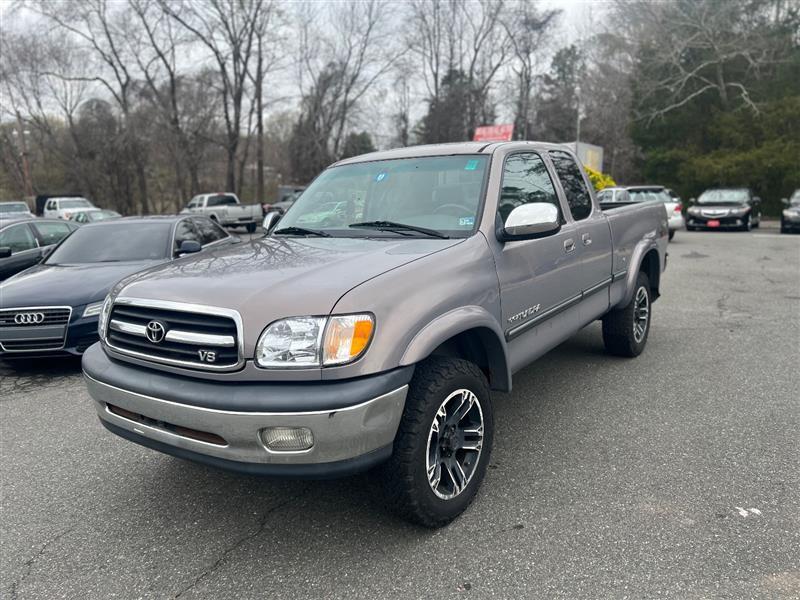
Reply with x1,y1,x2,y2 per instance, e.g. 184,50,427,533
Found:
82,344,411,477
0,308,99,358
687,215,746,229
782,216,800,231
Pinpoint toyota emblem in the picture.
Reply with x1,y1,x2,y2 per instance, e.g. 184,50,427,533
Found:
145,320,166,343
14,312,45,325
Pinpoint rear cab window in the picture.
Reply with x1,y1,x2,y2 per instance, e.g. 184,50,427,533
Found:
549,151,593,220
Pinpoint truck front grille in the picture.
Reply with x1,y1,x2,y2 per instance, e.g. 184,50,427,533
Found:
105,300,242,371
0,307,72,352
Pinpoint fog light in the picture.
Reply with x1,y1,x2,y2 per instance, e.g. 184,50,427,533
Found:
260,427,314,451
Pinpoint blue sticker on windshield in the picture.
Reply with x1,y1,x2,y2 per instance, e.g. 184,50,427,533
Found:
464,159,479,171
459,217,475,227
375,171,388,182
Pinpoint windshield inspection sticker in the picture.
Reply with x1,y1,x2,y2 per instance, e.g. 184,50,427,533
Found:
459,216,475,227
375,171,388,182
464,159,479,171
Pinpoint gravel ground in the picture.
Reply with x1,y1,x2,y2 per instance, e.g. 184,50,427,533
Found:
1,229,799,599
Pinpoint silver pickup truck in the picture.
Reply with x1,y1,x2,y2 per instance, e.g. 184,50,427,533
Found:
83,142,668,527
181,193,262,233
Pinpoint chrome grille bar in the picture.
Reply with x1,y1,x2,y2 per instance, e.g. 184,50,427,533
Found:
109,319,235,347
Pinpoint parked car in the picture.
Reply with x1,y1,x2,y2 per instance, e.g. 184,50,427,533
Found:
70,209,122,225
0,215,238,359
625,186,684,241
780,190,800,233
686,188,761,231
0,218,78,280
597,186,683,241
0,201,35,224
82,142,667,527
42,196,96,220
182,193,262,233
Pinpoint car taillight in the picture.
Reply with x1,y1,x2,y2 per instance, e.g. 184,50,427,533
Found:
674,203,682,212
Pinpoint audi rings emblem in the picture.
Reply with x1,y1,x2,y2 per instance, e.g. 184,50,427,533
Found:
14,312,45,325
145,320,166,344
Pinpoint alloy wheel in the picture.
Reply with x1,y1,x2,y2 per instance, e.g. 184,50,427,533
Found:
633,286,649,343
425,389,484,500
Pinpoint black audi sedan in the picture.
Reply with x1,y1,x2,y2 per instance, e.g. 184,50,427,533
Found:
0,215,238,359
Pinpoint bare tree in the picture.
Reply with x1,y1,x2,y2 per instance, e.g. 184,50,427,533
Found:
616,0,786,122
503,1,560,140
158,0,271,194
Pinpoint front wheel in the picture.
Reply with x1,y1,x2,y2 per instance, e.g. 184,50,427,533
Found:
246,223,256,233
668,230,675,241
602,271,651,357
381,357,493,528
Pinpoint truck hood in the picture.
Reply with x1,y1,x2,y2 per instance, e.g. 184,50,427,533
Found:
116,236,462,345
0,261,162,309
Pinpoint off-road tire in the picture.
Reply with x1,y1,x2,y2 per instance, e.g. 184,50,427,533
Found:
380,357,493,528
602,271,651,357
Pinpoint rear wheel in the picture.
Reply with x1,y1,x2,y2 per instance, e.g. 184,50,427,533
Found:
381,357,493,528
668,230,675,241
602,271,651,357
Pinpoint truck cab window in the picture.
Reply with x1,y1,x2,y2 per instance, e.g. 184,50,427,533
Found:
549,151,592,221
498,153,562,224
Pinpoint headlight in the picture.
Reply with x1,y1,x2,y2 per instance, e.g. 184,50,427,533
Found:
82,301,105,318
687,206,699,215
731,206,750,215
784,209,796,217
97,295,113,339
255,314,374,368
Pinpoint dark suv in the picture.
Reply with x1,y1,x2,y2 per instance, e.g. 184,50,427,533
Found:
686,188,761,231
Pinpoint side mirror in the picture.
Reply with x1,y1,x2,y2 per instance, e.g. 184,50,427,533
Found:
498,203,561,241
262,212,281,234
689,197,696,205
177,240,202,255
0,246,11,258
752,196,761,204
782,198,789,205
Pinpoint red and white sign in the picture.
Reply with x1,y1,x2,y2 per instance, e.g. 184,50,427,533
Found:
473,124,514,142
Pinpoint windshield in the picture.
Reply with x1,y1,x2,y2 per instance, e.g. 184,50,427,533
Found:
628,189,670,203
60,199,92,209
790,190,800,206
698,189,749,205
0,202,29,214
46,222,171,264
276,155,490,237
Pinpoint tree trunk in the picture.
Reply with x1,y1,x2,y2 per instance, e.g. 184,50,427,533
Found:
255,34,265,203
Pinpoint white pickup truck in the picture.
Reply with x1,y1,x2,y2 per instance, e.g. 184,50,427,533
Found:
181,193,262,233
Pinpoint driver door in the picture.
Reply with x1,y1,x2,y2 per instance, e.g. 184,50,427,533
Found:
491,152,583,342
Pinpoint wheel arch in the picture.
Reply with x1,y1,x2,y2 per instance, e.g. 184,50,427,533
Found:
400,307,511,392
617,242,662,309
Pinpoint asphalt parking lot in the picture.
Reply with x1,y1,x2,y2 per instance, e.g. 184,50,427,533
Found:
1,229,798,599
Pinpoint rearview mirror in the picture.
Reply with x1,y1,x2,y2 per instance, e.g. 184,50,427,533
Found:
498,203,560,241
177,240,202,255
0,246,11,258
262,212,281,234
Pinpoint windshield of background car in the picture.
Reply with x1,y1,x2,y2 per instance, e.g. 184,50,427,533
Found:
45,222,171,264
790,190,800,205
60,199,92,209
276,155,490,237
0,202,29,214
628,189,670,203
698,189,749,205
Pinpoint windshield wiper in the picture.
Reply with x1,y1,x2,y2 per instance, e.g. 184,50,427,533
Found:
349,221,449,239
273,226,331,238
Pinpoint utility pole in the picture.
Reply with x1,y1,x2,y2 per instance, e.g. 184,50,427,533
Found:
14,112,34,198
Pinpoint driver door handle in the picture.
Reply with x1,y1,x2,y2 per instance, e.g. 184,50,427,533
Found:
564,238,575,253
582,233,592,246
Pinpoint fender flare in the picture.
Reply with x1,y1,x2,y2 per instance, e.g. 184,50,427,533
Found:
617,237,659,309
400,306,511,392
